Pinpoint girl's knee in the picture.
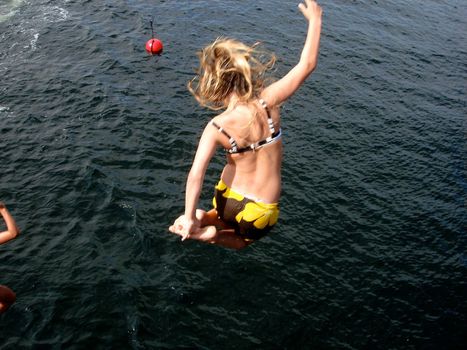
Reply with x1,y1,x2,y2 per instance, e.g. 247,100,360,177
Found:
198,225,218,242
196,209,220,227
195,209,207,221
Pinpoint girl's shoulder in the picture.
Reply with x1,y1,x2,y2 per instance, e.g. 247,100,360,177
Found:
211,110,231,127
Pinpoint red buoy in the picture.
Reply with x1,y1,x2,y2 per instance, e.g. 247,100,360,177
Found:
146,38,163,55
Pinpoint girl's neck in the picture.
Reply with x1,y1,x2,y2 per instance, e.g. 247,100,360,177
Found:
226,93,255,111
226,94,240,111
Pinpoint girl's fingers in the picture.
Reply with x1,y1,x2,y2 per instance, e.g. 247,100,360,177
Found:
298,3,305,14
299,1,321,19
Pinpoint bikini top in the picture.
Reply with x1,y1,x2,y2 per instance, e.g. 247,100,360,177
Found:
210,99,282,154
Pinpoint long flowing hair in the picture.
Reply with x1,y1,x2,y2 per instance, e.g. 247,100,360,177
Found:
188,37,276,110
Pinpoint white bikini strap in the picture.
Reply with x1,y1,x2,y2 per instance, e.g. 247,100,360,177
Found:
259,99,275,134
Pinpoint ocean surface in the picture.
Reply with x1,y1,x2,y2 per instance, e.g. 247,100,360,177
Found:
0,0,466,349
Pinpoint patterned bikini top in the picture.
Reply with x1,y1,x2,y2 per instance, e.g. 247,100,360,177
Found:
210,99,282,154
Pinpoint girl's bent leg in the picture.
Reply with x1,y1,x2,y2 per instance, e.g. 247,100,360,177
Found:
192,229,251,250
173,226,251,250
185,225,218,242
213,230,252,250
196,209,227,228
169,209,248,249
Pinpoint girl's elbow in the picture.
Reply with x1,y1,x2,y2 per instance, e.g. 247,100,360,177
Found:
306,60,318,74
298,60,317,77
10,228,19,239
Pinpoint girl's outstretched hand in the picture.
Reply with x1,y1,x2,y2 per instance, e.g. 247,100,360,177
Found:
298,0,322,21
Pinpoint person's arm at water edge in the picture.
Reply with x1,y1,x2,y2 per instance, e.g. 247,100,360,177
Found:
0,202,20,245
0,202,19,313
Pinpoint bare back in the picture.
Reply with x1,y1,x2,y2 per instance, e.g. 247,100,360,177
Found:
213,100,282,203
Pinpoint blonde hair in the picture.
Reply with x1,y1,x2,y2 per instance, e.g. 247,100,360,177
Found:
188,37,276,110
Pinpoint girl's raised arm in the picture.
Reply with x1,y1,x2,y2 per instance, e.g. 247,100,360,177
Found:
262,0,322,106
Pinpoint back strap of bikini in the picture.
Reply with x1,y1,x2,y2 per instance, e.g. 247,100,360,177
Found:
259,99,275,134
232,129,282,154
210,120,238,153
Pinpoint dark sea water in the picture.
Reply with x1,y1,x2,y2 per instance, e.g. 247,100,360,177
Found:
1,0,466,349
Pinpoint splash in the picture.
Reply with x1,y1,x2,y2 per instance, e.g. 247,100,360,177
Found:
38,5,68,23
0,0,24,23
2,3,69,56
0,105,15,119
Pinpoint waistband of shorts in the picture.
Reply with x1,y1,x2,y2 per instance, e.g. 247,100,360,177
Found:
215,179,279,208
